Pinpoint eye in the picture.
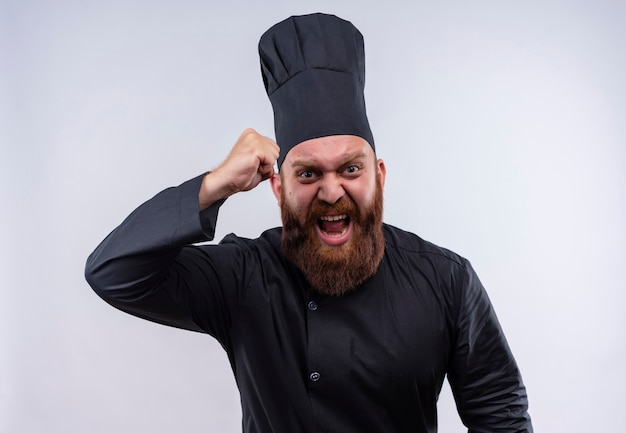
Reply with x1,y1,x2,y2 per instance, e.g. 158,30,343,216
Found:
297,169,319,183
342,164,362,176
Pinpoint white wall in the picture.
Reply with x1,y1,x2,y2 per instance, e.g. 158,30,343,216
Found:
2,1,624,432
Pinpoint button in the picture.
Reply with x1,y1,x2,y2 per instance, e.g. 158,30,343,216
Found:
309,372,320,382
307,301,318,311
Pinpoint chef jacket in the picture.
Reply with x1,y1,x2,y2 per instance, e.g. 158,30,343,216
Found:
85,175,532,433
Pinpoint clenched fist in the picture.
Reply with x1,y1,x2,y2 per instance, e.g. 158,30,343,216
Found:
199,129,280,210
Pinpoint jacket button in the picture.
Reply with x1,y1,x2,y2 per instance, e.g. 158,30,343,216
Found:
307,301,318,311
309,372,320,382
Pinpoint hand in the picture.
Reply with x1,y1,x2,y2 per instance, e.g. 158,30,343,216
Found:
199,129,280,210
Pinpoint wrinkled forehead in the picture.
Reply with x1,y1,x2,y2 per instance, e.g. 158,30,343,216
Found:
282,135,375,170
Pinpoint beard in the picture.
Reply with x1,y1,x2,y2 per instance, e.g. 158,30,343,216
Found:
280,178,385,297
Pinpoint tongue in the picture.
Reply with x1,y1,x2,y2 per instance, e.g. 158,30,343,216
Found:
320,219,346,234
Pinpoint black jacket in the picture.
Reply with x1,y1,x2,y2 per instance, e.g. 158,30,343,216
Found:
85,175,532,433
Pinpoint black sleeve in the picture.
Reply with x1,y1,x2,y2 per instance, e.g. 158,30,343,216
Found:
84,175,245,341
447,260,533,433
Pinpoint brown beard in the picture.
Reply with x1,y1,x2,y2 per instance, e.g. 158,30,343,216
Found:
280,178,385,296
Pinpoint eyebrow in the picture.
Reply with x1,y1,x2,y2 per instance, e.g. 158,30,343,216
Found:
290,152,368,169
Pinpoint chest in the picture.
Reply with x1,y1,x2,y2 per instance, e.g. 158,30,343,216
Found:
232,257,454,395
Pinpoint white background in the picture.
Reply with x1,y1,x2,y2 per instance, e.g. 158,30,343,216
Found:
2,1,624,432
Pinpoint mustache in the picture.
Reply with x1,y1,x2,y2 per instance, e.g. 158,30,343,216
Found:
307,196,359,221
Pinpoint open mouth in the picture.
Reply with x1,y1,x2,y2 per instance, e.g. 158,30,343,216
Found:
316,214,352,244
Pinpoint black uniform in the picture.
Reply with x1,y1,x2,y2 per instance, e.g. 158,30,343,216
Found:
86,175,532,433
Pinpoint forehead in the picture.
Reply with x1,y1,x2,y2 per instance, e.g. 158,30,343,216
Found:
284,135,375,168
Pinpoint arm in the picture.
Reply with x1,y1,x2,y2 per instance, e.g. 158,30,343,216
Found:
84,129,280,334
447,260,533,433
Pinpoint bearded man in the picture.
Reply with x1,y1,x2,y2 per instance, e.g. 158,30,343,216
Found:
86,13,533,433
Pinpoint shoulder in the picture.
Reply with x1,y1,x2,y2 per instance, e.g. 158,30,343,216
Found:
218,227,281,248
381,224,473,290
216,227,284,264
382,224,466,267
381,225,478,316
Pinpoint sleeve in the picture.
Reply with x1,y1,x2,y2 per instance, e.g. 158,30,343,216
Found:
84,174,245,341
447,259,533,433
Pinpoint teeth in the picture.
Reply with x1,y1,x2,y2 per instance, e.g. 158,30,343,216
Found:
319,214,347,222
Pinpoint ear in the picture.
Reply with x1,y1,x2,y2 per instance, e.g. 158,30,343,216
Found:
376,158,387,189
269,173,282,206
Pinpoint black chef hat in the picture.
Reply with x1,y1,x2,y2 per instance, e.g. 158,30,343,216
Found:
259,13,375,167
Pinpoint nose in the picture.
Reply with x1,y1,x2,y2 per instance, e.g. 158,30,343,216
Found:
317,174,345,204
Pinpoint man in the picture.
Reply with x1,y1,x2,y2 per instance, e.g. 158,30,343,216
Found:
86,13,532,433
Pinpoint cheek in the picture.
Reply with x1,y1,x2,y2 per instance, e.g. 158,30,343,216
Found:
283,186,314,213
347,178,377,207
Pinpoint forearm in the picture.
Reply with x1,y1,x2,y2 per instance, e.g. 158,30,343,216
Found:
198,170,237,211
448,261,533,432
